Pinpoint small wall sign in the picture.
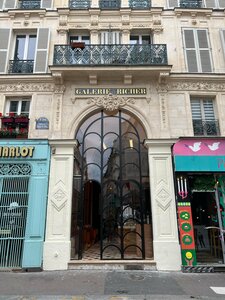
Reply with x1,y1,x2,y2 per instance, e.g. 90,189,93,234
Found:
36,117,49,130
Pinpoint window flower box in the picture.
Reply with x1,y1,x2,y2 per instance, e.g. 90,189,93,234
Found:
1,117,14,124
14,116,29,124
71,42,85,50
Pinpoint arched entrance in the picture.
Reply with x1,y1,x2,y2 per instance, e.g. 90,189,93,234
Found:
71,110,152,260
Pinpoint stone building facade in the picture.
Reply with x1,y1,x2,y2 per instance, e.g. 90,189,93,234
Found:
0,0,225,271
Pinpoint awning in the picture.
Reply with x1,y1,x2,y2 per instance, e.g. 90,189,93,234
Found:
173,138,225,172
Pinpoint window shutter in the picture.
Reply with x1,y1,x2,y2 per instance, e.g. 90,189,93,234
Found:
4,0,16,8
168,0,179,8
41,0,53,9
0,28,11,73
0,0,4,10
218,0,225,7
191,100,202,120
220,29,225,59
197,29,212,72
111,31,121,44
183,29,198,72
204,0,217,7
101,32,109,44
34,28,50,73
203,100,215,120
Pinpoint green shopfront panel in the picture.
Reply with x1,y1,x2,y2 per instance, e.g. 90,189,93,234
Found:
0,140,50,268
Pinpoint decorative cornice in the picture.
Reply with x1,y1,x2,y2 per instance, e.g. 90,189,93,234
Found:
168,81,225,92
0,83,54,92
87,93,135,111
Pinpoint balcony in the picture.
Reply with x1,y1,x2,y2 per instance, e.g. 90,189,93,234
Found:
18,0,41,9
193,119,220,136
179,0,202,8
69,0,90,9
8,60,34,74
129,0,150,9
53,44,168,66
99,0,121,9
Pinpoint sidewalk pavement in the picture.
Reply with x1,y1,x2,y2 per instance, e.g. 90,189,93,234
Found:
0,269,225,299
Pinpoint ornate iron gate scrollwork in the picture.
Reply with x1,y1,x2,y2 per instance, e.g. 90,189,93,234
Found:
75,111,151,260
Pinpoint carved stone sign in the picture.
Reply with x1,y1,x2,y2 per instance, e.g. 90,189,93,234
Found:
36,117,49,130
75,87,147,96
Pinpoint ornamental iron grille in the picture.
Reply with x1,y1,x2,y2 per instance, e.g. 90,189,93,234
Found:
0,163,31,268
69,0,90,9
129,0,150,9
18,0,41,9
8,60,34,74
53,44,168,66
180,0,202,8
73,111,151,260
193,119,220,136
99,0,121,9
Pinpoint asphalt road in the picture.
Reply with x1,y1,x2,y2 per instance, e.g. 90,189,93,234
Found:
0,270,225,299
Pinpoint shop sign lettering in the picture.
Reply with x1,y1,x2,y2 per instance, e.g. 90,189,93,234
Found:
75,88,147,96
0,146,34,158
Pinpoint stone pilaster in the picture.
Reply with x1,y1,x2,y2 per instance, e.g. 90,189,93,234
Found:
144,139,181,271
43,140,77,270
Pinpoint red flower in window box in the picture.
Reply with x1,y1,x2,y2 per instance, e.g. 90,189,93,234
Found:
14,116,29,124
1,117,14,124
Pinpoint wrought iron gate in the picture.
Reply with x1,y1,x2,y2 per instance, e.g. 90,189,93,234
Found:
75,111,150,260
0,163,31,268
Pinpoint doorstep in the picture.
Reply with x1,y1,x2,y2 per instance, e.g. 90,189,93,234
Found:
68,260,156,270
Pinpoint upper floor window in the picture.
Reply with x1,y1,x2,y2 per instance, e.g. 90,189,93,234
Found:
191,98,220,136
168,0,202,8
70,35,90,45
0,0,52,10
9,34,36,73
2,28,50,74
100,31,121,44
130,34,151,45
69,0,90,9
6,99,30,116
99,0,121,9
15,34,37,60
129,0,150,9
183,29,212,73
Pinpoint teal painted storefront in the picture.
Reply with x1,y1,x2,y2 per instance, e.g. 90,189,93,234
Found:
0,140,50,268
174,156,225,172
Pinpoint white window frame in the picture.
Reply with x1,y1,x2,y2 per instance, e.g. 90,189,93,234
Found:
130,34,151,45
70,35,90,45
5,98,31,116
13,33,37,60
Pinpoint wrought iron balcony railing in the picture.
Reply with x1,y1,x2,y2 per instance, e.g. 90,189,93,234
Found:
69,0,90,9
180,0,202,8
129,0,150,9
8,60,34,74
18,0,41,9
99,0,121,9
53,44,168,66
193,119,220,136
